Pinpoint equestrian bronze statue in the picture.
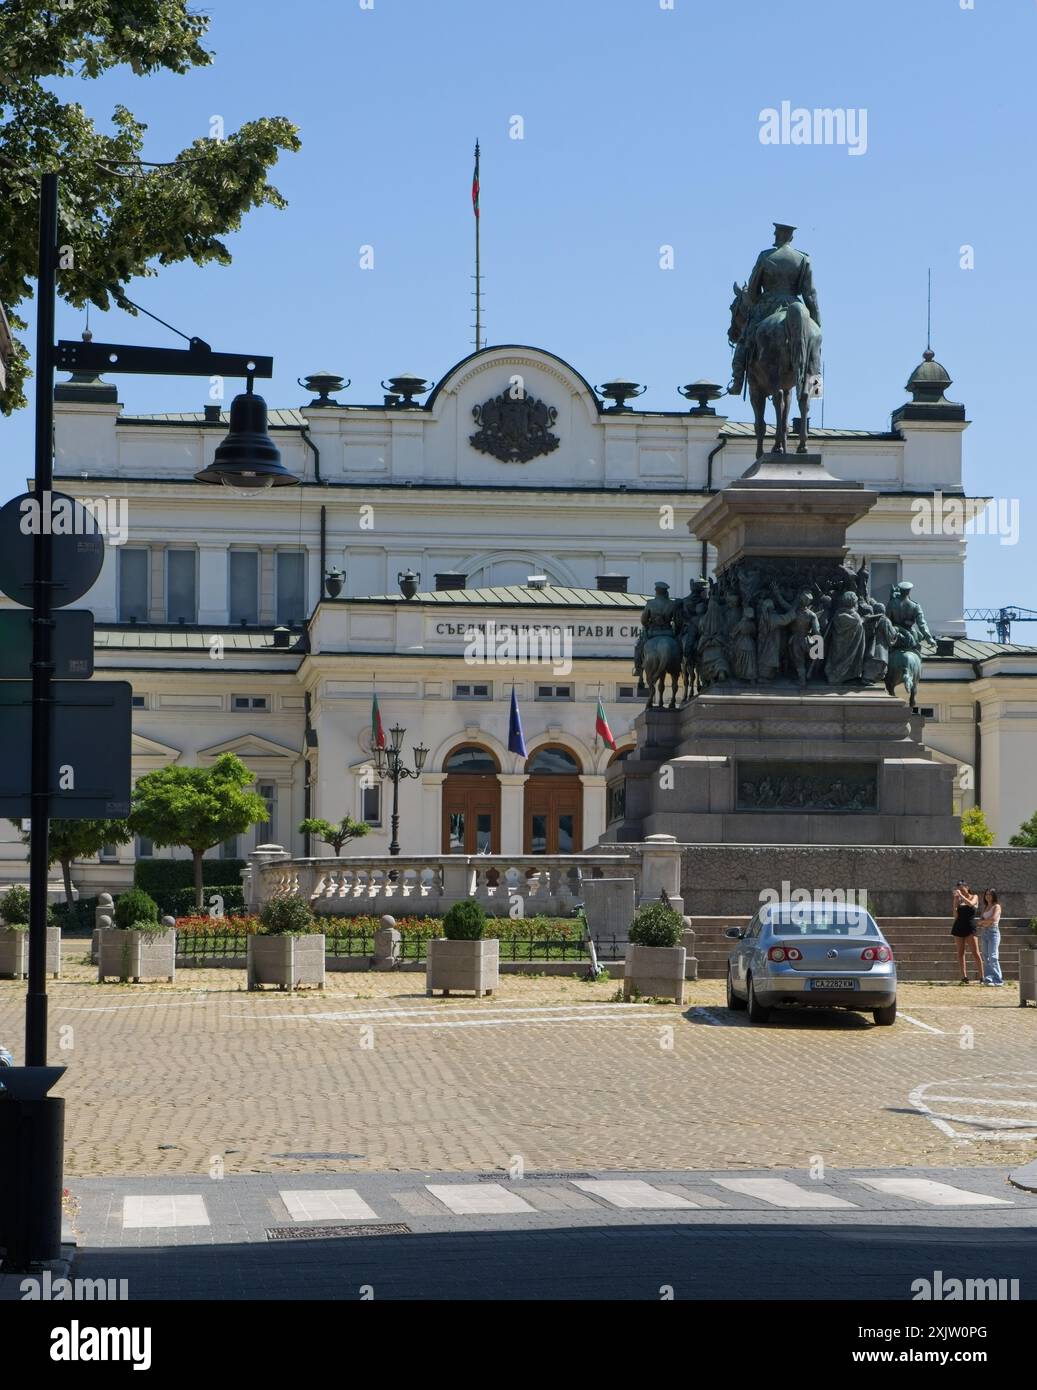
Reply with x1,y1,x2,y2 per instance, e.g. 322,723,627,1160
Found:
728,222,823,458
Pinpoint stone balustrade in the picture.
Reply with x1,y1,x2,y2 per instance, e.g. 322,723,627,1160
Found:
248,848,637,919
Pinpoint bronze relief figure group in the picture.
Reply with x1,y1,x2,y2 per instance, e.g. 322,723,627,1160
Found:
634,567,935,710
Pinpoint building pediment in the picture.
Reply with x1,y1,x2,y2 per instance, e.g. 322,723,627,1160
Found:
131,733,181,767
198,734,299,764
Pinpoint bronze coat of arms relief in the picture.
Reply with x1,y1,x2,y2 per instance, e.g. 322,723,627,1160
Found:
470,389,560,463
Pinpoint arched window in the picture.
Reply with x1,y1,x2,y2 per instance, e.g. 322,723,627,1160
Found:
608,745,633,766
445,744,500,775
525,745,581,776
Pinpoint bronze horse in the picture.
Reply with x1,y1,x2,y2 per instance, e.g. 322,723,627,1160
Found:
729,282,821,459
642,631,683,711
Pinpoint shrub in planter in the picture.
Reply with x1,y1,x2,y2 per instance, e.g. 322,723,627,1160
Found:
443,899,487,941
624,901,686,1004
249,896,324,990
0,886,60,978
628,901,684,948
113,888,159,931
259,895,316,935
428,900,497,996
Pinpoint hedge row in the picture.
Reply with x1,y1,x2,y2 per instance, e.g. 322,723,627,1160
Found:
134,860,246,894
150,885,246,917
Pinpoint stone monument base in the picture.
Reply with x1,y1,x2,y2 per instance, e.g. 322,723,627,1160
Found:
602,685,958,846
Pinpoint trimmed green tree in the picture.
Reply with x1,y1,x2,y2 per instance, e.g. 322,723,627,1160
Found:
0,1,300,413
129,754,270,911
8,817,131,904
1009,812,1037,848
961,807,995,848
628,900,685,948
299,816,371,856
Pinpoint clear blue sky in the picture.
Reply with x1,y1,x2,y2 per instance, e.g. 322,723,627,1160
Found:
3,0,1033,628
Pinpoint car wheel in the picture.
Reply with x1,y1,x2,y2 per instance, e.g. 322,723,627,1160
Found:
726,967,746,1011
746,974,770,1024
873,1001,897,1026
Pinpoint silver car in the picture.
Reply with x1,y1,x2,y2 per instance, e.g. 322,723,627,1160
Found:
725,901,897,1026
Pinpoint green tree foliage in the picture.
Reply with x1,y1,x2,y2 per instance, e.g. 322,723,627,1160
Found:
961,807,995,848
112,886,158,930
129,753,269,910
0,0,300,412
258,895,314,936
299,816,371,856
442,900,487,941
1009,812,1037,849
8,817,131,903
628,900,685,948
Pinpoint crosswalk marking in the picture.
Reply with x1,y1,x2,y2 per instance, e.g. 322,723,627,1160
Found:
572,1180,699,1210
713,1178,857,1209
854,1178,1012,1207
279,1190,378,1222
425,1183,536,1215
122,1195,210,1229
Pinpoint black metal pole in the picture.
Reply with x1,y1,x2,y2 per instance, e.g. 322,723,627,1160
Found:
389,766,401,857
26,171,58,1067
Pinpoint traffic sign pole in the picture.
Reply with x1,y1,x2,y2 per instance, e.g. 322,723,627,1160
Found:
27,171,58,1069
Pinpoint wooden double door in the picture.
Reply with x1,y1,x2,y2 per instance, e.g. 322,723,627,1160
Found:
524,778,582,855
441,775,501,854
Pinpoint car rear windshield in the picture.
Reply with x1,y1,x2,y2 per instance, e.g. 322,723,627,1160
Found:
765,908,880,937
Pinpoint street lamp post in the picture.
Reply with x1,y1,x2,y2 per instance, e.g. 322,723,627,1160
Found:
3,168,297,1271
375,725,428,857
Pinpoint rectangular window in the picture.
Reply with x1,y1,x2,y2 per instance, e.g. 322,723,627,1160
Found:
869,560,900,609
229,550,259,625
535,684,573,701
100,843,119,861
232,695,268,711
136,836,153,858
131,694,146,709
616,684,639,702
220,837,239,860
454,682,491,700
276,551,306,627
257,783,276,829
362,782,382,827
118,548,149,623
167,550,197,624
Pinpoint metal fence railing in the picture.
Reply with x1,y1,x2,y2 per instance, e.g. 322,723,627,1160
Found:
173,930,602,965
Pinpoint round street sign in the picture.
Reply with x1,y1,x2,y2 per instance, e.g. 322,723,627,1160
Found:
0,490,106,608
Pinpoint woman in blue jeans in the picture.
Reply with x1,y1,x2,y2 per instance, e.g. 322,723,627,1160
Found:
978,888,1003,986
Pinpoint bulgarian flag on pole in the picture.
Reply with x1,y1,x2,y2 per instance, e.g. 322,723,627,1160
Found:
371,691,386,751
595,696,617,751
472,139,480,219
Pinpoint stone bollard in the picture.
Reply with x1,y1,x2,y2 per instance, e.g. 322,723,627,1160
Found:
161,915,176,929
681,918,699,981
92,894,114,964
373,915,401,971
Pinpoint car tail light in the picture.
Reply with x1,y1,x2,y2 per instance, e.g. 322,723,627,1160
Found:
861,946,892,962
768,946,803,962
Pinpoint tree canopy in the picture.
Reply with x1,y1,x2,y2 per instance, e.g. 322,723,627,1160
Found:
8,815,131,902
0,0,300,411
129,753,269,907
1009,812,1037,849
299,816,371,856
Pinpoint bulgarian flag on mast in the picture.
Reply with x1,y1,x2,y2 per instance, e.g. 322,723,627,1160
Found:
595,696,617,751
472,140,480,219
371,691,386,751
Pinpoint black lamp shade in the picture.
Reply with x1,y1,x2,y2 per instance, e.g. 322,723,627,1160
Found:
195,390,298,487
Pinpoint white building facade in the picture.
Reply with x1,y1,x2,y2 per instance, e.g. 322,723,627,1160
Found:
2,342,1035,889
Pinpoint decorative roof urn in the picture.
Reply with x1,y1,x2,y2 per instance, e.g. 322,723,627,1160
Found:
398,569,421,600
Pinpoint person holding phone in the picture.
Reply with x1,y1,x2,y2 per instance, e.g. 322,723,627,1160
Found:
951,880,981,985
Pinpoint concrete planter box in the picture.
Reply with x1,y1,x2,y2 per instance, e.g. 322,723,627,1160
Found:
1020,947,1037,1006
0,927,61,979
426,938,499,997
98,928,176,983
247,934,326,991
624,943,687,1004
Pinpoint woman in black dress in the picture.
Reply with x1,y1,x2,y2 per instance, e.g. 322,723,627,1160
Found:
951,880,982,984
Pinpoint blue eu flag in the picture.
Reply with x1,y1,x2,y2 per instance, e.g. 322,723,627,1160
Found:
508,686,527,758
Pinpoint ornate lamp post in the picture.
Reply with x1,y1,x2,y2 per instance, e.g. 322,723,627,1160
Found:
375,725,429,856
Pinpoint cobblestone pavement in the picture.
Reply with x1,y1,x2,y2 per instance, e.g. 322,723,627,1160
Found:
1,949,1034,1178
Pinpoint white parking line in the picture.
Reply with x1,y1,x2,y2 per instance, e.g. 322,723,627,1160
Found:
899,1013,945,1034
909,1072,1037,1142
229,1003,655,1022
122,1195,210,1229
572,1180,699,1210
713,1178,857,1209
426,1183,536,1215
279,1190,378,1223
854,1178,1011,1207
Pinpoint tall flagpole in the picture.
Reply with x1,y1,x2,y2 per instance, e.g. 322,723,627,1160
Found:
472,139,483,351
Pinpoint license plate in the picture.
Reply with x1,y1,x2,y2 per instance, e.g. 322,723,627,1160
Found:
809,977,858,991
